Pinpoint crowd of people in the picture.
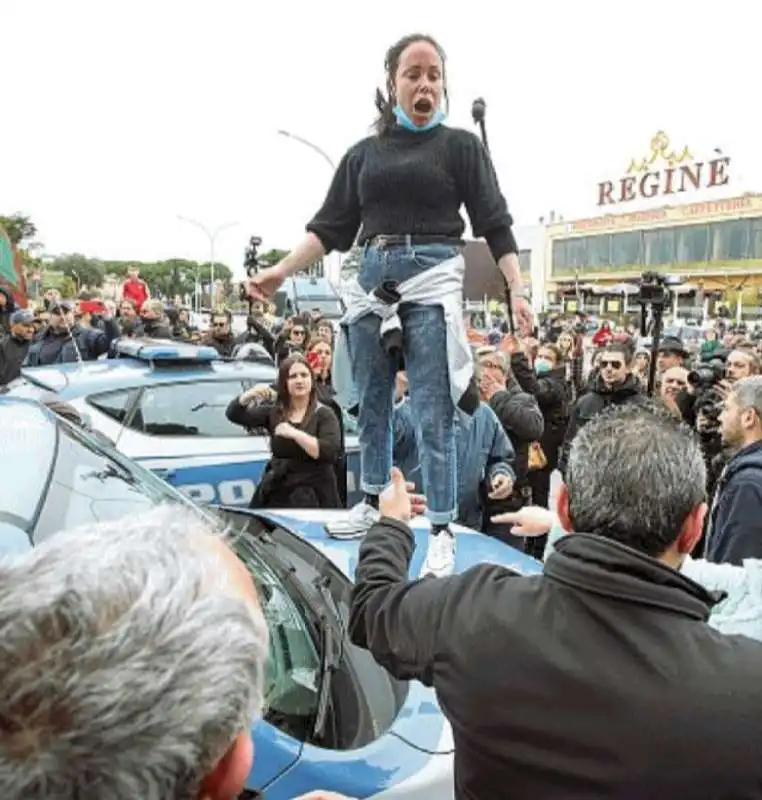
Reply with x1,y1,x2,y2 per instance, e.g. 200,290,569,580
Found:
6,27,762,800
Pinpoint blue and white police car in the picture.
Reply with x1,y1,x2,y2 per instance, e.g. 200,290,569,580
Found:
7,339,362,508
0,396,542,798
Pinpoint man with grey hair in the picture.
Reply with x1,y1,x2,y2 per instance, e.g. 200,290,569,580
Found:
0,506,268,799
350,405,762,799
707,375,762,563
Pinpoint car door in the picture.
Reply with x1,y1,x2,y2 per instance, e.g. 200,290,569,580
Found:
84,379,271,507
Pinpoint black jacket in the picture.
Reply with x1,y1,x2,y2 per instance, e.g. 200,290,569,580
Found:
706,439,762,564
25,319,120,366
350,521,762,800
0,334,31,385
559,373,647,475
488,375,544,486
513,361,570,471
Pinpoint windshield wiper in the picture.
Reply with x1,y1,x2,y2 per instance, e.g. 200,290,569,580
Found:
311,574,344,743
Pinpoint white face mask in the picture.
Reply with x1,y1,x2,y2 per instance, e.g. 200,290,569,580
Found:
535,358,553,374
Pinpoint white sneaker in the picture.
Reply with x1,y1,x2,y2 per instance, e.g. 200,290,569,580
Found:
324,500,380,539
421,529,455,577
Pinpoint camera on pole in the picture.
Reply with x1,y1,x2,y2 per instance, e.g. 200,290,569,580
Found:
239,235,263,302
636,271,671,397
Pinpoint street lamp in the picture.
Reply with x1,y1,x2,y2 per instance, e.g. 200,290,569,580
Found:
176,216,239,312
277,130,341,283
277,129,336,171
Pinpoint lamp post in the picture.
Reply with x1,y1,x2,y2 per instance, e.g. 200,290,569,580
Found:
277,129,336,171
277,130,339,282
176,216,238,311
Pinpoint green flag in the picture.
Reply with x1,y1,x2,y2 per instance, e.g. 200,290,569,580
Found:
0,226,17,287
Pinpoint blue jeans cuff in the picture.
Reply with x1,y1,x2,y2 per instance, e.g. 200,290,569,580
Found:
426,508,457,526
361,480,388,495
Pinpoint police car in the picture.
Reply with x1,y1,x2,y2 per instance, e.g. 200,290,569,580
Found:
7,339,362,508
0,396,542,798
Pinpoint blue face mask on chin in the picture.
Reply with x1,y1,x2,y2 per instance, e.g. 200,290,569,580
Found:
393,103,445,133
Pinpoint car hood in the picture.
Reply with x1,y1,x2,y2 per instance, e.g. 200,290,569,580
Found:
256,509,542,755
258,509,542,581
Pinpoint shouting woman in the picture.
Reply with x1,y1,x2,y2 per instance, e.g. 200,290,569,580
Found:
248,33,528,576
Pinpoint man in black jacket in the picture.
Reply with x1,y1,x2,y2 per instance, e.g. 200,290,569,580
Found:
559,340,647,476
349,403,762,800
0,309,35,385
475,346,543,545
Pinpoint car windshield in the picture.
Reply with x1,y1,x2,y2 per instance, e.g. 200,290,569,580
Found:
235,534,322,741
0,401,57,529
31,414,209,543
3,376,52,402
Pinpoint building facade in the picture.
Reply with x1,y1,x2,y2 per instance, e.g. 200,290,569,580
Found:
540,132,761,320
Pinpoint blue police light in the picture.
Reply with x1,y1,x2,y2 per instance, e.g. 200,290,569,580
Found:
114,338,219,363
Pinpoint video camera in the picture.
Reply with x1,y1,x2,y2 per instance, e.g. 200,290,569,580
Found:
238,236,263,303
636,271,669,310
636,271,672,396
689,354,728,429
687,357,726,392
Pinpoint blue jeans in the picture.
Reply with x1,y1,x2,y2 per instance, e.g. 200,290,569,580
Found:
348,241,460,525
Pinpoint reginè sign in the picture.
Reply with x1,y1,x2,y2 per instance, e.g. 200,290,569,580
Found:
597,131,730,207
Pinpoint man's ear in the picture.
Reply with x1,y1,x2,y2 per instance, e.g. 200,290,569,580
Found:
675,503,706,556
199,731,253,800
556,483,573,532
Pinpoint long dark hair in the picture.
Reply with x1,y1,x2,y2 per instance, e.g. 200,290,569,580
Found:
374,33,448,136
275,353,318,420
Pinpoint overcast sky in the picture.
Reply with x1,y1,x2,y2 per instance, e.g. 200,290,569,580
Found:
2,0,758,276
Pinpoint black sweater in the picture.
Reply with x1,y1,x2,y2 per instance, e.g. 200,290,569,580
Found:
307,125,517,262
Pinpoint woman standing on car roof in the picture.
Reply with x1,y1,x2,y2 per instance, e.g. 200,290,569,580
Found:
248,33,530,577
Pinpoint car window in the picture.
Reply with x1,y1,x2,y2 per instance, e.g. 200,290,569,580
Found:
88,389,135,422
235,536,321,742
130,381,246,437
33,419,192,543
0,401,56,529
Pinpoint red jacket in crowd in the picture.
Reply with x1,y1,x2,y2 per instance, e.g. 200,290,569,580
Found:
121,278,149,311
592,325,613,347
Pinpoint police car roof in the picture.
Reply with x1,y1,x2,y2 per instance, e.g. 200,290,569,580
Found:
19,344,277,398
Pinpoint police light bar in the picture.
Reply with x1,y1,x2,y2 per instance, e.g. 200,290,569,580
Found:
114,338,219,363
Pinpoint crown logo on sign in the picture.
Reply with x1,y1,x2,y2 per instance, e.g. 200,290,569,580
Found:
627,131,693,174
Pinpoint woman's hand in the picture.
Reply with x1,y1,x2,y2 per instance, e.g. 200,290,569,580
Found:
491,505,558,536
248,263,288,301
274,421,297,439
240,385,275,405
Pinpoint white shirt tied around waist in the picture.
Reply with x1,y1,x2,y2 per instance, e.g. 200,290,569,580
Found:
333,254,472,412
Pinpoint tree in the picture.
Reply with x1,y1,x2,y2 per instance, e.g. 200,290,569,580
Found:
0,213,37,246
59,276,77,298
52,254,106,291
259,249,289,268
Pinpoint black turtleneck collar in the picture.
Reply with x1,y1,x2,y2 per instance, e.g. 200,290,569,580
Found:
546,533,726,620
